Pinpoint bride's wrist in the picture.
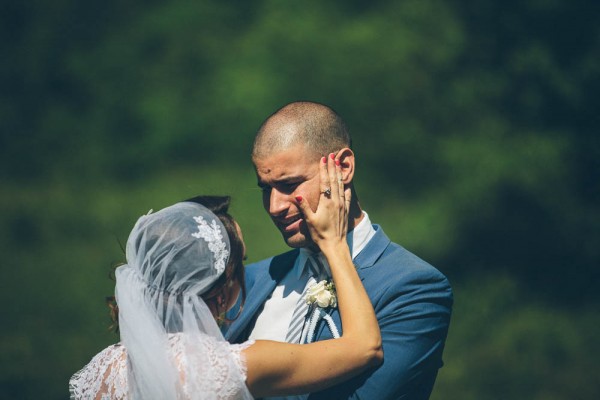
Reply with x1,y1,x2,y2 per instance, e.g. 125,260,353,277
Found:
319,240,350,258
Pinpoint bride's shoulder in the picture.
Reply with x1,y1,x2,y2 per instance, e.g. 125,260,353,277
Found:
100,342,125,355
78,343,126,371
90,343,127,367
69,343,128,399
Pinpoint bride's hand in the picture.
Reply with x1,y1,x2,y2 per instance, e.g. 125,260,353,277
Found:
296,153,351,251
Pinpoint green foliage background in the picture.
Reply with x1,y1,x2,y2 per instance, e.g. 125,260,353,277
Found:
1,0,599,398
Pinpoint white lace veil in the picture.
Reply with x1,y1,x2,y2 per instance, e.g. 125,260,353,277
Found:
115,202,252,399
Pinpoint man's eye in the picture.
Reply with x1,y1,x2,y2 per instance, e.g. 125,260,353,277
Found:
279,183,298,193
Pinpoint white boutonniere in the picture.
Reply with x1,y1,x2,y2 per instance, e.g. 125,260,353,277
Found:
303,279,340,343
305,280,337,308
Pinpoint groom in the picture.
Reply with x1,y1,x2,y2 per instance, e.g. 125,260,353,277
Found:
224,101,453,399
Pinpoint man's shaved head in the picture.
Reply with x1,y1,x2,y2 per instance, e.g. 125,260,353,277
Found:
252,101,351,161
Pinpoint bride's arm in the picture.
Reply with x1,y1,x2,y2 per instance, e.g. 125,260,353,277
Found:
242,154,383,398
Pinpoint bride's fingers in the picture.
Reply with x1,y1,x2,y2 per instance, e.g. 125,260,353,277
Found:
319,156,330,198
344,187,352,217
335,156,344,202
327,153,339,200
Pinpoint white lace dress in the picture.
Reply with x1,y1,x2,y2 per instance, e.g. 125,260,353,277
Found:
69,335,254,400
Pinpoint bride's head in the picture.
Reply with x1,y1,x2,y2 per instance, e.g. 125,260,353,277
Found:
114,196,246,332
184,195,246,321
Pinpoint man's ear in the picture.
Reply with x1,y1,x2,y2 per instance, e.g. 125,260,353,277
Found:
336,148,355,184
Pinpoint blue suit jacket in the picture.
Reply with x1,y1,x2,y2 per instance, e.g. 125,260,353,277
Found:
224,225,453,400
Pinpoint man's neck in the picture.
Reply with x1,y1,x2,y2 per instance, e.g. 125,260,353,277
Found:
347,200,364,233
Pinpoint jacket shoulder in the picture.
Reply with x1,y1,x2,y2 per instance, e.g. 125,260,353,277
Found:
244,249,299,284
365,238,452,302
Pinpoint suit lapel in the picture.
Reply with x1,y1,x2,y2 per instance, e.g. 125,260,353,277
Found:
353,225,390,272
225,249,298,342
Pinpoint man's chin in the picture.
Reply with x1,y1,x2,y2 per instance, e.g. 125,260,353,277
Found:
282,231,310,249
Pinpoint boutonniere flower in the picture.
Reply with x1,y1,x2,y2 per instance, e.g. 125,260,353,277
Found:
305,280,337,308
303,279,340,343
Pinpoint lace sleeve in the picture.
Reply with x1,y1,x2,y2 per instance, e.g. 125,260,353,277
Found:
69,338,255,400
69,343,129,400
170,334,254,400
228,340,255,382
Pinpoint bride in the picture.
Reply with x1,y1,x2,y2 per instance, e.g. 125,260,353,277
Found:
69,159,382,399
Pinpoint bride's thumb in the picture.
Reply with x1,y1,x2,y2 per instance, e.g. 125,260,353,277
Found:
295,195,313,220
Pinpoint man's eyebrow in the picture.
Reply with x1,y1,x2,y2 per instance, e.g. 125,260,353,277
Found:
257,176,304,187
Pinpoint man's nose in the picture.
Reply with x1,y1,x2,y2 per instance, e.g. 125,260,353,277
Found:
269,189,289,216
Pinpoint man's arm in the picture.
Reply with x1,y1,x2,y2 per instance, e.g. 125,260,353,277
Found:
309,266,453,400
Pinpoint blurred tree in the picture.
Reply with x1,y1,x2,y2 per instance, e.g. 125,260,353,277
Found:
1,0,599,398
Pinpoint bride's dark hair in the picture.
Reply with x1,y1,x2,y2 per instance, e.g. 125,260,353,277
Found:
106,195,246,332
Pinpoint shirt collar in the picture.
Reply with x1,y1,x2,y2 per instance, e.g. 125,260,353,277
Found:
347,211,376,259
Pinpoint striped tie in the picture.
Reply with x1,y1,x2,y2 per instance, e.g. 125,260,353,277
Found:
285,257,322,343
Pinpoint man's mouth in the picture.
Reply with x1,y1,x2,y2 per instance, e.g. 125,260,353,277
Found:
275,215,303,231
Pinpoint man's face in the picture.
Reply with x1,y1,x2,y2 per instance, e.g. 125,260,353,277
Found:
254,144,321,249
